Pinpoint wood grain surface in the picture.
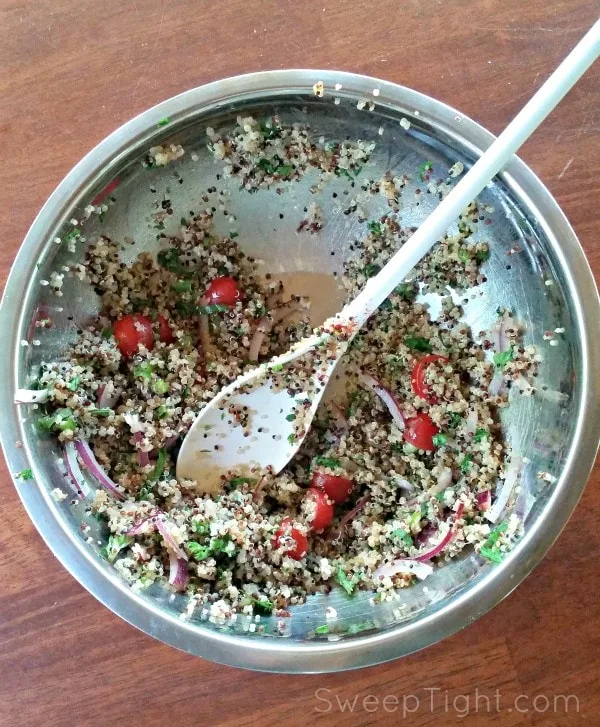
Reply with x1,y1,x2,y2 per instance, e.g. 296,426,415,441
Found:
1,1,599,725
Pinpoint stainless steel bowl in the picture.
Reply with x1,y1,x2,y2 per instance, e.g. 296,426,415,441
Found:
2,70,599,673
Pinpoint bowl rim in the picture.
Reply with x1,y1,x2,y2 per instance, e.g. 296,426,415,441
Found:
1,69,599,673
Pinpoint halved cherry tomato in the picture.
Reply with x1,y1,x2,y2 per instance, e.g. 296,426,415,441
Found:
157,314,174,344
304,488,334,531
311,470,353,504
272,518,308,560
113,314,154,357
403,412,439,451
205,276,240,307
411,354,449,403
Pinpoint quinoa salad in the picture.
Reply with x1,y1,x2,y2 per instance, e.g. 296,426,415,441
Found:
18,114,541,622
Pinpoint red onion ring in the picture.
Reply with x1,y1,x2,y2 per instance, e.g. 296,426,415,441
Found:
74,439,125,500
359,373,405,430
168,552,189,590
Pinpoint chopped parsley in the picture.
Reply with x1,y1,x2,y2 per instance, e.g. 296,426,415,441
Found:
197,303,228,315
210,535,232,554
38,408,77,433
228,476,256,487
16,468,34,481
157,248,191,276
187,542,211,561
102,534,133,563
493,346,515,369
89,407,113,417
271,363,284,373
448,412,462,428
192,520,210,535
314,456,341,470
418,160,433,181
335,566,360,596
156,405,170,419
363,263,381,278
473,429,489,443
475,248,490,263
157,117,170,127
259,119,278,140
460,453,473,474
432,432,448,447
67,376,80,391
251,597,274,615
458,247,471,264
314,624,330,635
392,528,413,547
285,412,295,422
172,279,192,293
151,379,169,395
101,328,113,340
287,433,295,445
137,482,153,501
366,220,383,236
134,362,155,380
394,282,416,301
149,448,167,482
479,546,504,563
404,335,432,352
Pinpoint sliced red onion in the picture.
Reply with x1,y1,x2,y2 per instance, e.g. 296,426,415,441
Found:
163,435,179,451
360,373,405,431
74,439,125,500
156,517,188,560
490,313,514,353
168,552,189,590
413,502,465,562
249,300,307,362
97,383,121,409
488,369,505,396
465,408,478,435
329,493,371,540
374,559,433,581
15,388,49,404
62,442,87,499
476,490,491,511
252,475,267,502
487,456,522,523
133,431,151,467
126,512,160,536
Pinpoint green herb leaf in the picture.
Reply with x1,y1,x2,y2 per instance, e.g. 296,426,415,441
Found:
89,407,113,417
172,279,192,293
259,119,278,140
38,408,77,433
271,363,284,373
314,456,341,470
251,597,274,615
157,248,192,276
418,160,433,181
367,220,383,236
276,164,293,177
230,231,239,239
395,283,416,301
228,476,256,487
460,453,473,474
137,482,153,501
210,535,232,554
134,362,155,380
149,448,167,482
458,247,471,264
192,520,210,535
285,413,295,422
493,346,514,370
448,412,462,428
67,376,80,391
287,433,295,445
392,528,413,547
101,328,113,340
157,117,170,127
473,429,489,443
180,217,188,226
363,263,381,278
485,521,508,548
102,534,133,563
151,379,169,395
475,248,490,263
197,303,229,315
432,433,447,447
16,468,34,481
156,405,170,419
187,542,211,561
335,566,360,596
314,624,330,634
404,336,432,352
479,545,504,563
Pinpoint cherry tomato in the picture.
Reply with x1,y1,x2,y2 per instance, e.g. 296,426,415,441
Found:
205,276,240,307
113,314,154,357
304,488,334,531
157,314,174,344
272,518,308,560
411,354,448,403
311,470,353,504
403,412,439,451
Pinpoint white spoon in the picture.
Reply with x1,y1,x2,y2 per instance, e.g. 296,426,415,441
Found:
177,20,600,493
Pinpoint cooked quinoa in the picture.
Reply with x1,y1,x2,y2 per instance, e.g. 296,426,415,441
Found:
27,116,539,618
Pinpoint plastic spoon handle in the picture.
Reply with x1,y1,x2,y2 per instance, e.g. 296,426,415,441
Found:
342,17,600,327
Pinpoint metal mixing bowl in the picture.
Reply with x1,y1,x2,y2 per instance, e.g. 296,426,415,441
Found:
2,70,599,673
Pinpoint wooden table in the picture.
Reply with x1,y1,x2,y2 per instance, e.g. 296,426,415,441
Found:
1,1,598,724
